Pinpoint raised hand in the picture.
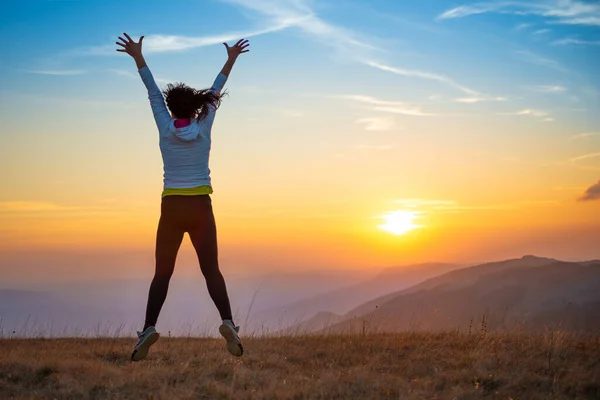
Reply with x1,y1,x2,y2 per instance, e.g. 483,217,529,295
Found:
116,33,145,59
223,39,250,59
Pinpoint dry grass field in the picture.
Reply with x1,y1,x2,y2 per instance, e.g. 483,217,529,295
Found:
1,331,599,399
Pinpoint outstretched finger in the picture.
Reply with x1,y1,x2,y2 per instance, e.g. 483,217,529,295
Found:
116,49,130,53
123,32,133,42
239,43,250,50
139,35,144,43
240,49,250,53
117,37,129,46
116,41,128,49
223,42,230,49
235,38,246,46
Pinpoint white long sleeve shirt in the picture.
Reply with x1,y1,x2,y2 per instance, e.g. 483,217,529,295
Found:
138,66,227,191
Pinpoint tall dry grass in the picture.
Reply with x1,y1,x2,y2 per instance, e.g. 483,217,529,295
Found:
1,330,599,399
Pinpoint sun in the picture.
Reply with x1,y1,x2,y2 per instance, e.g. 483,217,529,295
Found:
378,210,422,235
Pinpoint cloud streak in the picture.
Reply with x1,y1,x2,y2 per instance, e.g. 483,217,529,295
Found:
516,50,568,73
570,152,600,162
356,117,396,131
553,38,600,46
80,19,303,56
220,0,488,97
453,96,507,103
364,61,480,95
26,69,86,75
338,94,434,116
571,132,600,140
438,1,600,27
499,109,553,121
532,85,567,93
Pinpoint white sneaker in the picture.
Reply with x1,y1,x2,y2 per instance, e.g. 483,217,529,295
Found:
219,320,243,357
131,326,160,362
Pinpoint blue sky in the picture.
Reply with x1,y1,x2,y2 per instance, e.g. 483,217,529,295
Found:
0,0,599,268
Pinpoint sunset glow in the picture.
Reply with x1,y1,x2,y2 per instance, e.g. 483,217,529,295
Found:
0,0,599,286
378,211,422,235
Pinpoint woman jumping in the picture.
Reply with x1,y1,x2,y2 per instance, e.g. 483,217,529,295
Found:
116,33,249,361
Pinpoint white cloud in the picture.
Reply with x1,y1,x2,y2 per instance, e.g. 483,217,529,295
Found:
219,0,381,58
453,96,507,103
26,69,85,75
553,38,600,46
533,29,551,35
532,85,567,93
514,23,533,31
81,20,301,56
356,117,396,131
438,1,600,27
516,50,568,73
516,109,549,117
499,109,554,121
571,132,600,140
364,60,479,96
339,94,434,117
220,0,492,98
570,152,600,162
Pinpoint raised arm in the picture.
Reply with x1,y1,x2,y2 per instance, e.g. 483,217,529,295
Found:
210,39,250,94
116,33,171,129
220,39,250,78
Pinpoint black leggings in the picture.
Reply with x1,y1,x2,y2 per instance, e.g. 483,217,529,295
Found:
143,195,232,330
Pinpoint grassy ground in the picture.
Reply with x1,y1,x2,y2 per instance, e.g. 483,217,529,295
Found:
1,332,599,399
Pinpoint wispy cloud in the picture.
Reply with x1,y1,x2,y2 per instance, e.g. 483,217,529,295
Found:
453,96,507,103
498,108,556,122
516,50,568,73
365,61,479,96
533,29,551,35
514,22,533,31
338,94,434,117
219,0,381,58
438,1,600,27
356,117,396,131
500,109,549,117
579,181,600,201
26,69,85,75
220,0,490,98
552,38,600,46
531,85,567,93
571,132,600,140
570,152,600,162
81,19,303,56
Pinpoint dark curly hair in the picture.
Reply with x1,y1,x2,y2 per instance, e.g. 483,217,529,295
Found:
162,83,224,121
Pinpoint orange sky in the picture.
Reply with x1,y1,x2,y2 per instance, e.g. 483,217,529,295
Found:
1,0,600,286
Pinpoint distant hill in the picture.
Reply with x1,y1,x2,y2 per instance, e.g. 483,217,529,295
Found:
0,270,368,337
317,256,600,334
250,263,461,332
